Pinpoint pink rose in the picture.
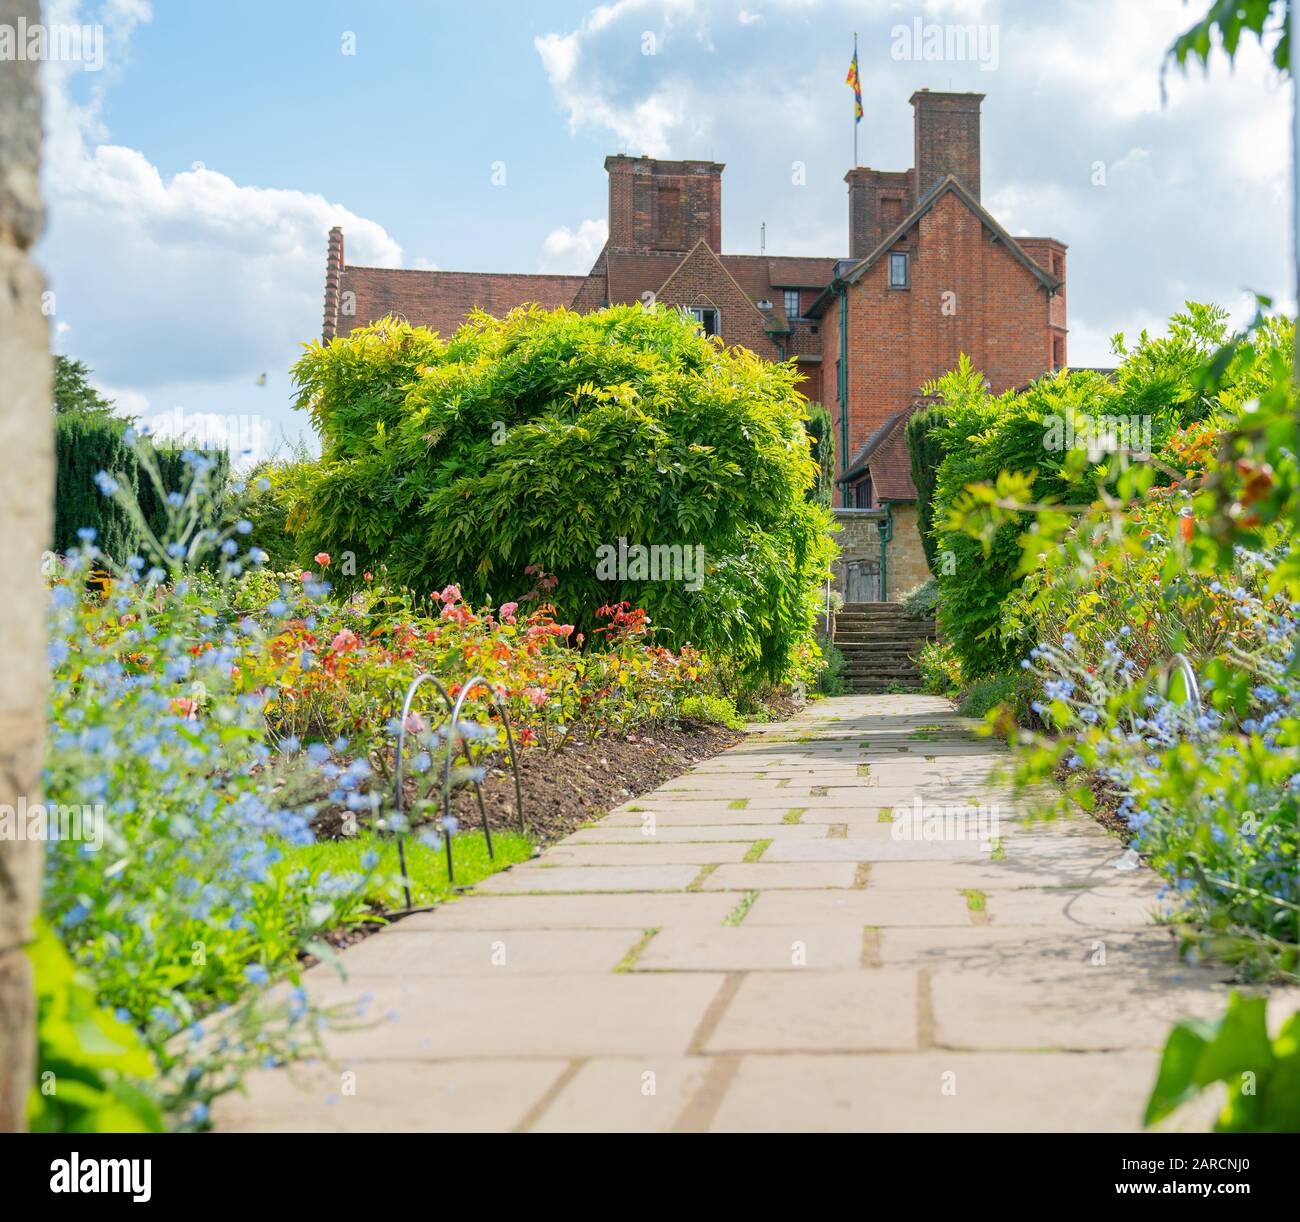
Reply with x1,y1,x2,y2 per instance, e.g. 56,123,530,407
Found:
315,552,331,567
440,584,462,605
524,687,548,707
330,628,360,654
499,601,518,623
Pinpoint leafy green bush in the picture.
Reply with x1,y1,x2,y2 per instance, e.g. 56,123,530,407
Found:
815,633,847,695
678,692,746,730
1146,992,1300,1132
928,305,1277,677
899,577,938,618
221,457,312,573
288,306,835,679
915,637,961,696
957,669,1037,722
905,403,946,572
27,922,164,1133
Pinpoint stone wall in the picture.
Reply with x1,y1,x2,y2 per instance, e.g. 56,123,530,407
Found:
886,502,932,601
832,505,932,604
0,0,50,1132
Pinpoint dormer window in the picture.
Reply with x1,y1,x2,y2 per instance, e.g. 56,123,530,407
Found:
783,288,801,320
889,252,909,288
687,306,720,337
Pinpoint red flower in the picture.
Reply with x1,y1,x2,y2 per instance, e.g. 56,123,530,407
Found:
315,552,331,567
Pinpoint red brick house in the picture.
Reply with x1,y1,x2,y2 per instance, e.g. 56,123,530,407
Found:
320,89,1066,599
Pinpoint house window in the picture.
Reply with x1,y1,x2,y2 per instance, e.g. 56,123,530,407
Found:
1052,335,1065,371
687,306,720,336
783,289,801,320
889,252,909,288
854,477,873,509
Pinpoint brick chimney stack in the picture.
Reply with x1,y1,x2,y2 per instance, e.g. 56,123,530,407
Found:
911,90,983,200
605,155,724,254
845,167,914,260
323,226,344,341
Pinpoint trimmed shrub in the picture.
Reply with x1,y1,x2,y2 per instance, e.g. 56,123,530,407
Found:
905,403,946,572
288,306,836,679
804,401,836,508
55,413,229,562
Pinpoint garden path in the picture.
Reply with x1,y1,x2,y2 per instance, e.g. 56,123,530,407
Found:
215,695,1292,1131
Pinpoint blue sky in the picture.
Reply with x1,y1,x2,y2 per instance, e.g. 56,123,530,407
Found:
39,0,1292,462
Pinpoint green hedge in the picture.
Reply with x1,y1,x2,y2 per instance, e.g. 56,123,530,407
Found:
804,401,836,508
905,404,946,572
55,414,229,562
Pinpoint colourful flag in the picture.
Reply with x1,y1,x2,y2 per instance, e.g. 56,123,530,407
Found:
845,49,863,123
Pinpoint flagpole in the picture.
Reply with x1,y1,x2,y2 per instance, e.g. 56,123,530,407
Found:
853,31,859,167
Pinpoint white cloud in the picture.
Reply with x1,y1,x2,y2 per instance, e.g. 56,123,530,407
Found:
539,218,609,273
40,0,402,398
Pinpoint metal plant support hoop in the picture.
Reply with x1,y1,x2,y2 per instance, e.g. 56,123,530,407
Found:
1158,652,1202,727
391,671,527,908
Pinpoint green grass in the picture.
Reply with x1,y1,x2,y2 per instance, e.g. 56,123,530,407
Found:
723,891,758,926
615,928,659,972
962,888,987,914
282,830,533,911
783,809,806,824
744,839,772,862
728,798,749,810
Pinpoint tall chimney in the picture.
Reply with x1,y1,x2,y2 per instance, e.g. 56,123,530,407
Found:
911,90,983,199
845,168,914,260
323,226,344,342
604,155,724,253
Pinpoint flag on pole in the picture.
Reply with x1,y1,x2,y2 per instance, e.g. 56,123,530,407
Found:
845,47,863,123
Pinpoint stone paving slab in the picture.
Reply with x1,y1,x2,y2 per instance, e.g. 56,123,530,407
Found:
861,859,1128,891
985,883,1169,929
634,925,866,971
707,1053,1219,1132
530,1058,714,1133
395,892,737,931
698,861,861,890
704,969,919,1053
763,837,993,862
566,822,831,843
334,928,642,976
215,1058,568,1132
295,972,727,1058
928,970,1255,1052
743,888,975,928
542,841,755,866
472,863,701,893
601,807,798,826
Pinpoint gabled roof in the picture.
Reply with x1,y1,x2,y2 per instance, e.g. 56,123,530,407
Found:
335,266,586,339
657,239,777,331
840,401,928,501
807,174,1063,317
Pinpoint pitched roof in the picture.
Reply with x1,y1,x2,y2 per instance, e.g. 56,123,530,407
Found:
807,174,1062,317
335,266,586,339
841,403,926,501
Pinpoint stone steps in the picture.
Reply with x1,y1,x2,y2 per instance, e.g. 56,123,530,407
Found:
832,602,936,692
